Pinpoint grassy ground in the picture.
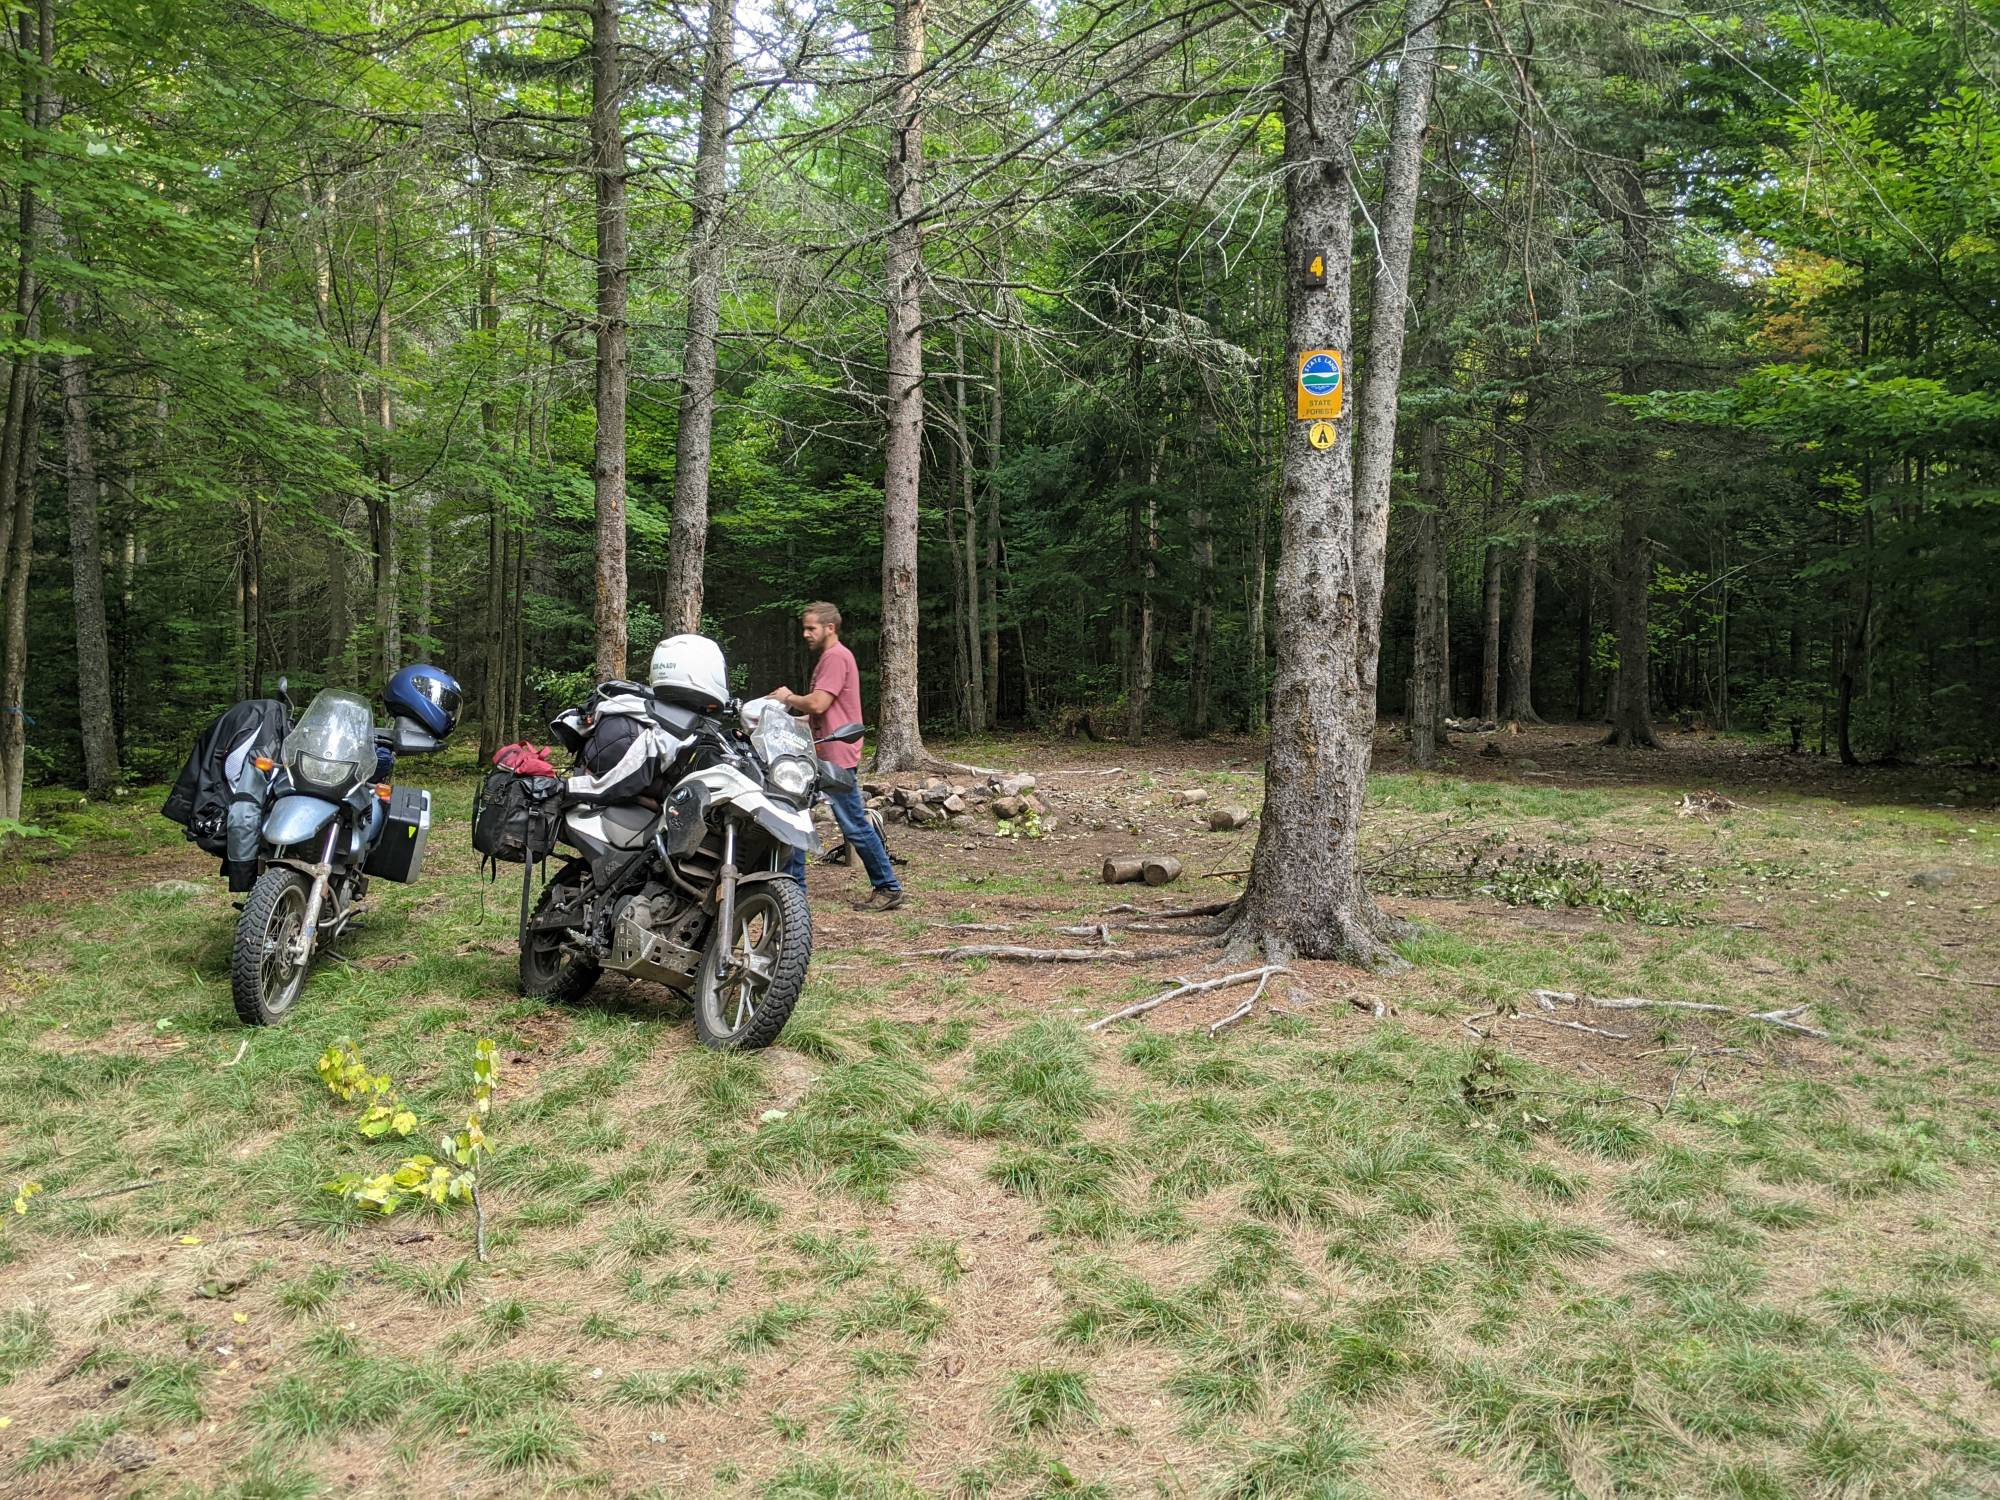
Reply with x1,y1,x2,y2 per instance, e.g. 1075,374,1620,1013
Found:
0,726,1996,1498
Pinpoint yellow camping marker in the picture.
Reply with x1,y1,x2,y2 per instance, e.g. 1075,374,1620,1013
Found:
1308,421,1336,450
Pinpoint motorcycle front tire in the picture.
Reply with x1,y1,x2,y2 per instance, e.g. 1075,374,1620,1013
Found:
232,866,313,1026
693,875,812,1051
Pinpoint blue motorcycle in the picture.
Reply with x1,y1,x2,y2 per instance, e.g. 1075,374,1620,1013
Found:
225,666,459,1025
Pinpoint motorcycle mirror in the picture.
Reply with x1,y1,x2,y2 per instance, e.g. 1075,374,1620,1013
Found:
276,675,292,708
818,722,866,744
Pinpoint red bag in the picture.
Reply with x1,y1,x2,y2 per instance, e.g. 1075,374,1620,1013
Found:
493,741,558,776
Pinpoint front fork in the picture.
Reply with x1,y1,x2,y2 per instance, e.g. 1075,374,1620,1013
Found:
712,821,739,981
290,821,342,965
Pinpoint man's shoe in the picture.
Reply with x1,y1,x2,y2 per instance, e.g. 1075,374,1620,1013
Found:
853,887,905,912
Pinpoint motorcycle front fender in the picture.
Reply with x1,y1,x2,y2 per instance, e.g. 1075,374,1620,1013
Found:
263,795,342,851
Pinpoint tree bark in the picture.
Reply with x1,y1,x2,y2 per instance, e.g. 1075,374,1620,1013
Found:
370,196,398,680
1349,0,1447,709
1603,169,1659,749
953,328,984,728
0,386,35,821
55,244,121,797
873,0,930,771
1502,527,1540,723
1126,437,1158,742
661,0,734,638
1409,411,1449,767
1229,0,1438,967
983,320,1000,726
591,0,630,683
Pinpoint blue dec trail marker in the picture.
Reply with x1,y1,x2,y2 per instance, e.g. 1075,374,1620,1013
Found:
1296,349,1343,420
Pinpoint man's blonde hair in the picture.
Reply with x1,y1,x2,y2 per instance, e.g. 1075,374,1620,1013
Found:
804,601,842,631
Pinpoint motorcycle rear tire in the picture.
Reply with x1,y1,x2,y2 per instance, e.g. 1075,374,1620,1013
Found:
232,867,312,1026
520,863,601,1004
693,876,812,1051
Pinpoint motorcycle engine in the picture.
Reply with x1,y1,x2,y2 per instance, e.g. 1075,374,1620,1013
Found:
603,883,707,992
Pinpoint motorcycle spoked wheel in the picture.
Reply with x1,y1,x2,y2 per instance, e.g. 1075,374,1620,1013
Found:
231,866,313,1026
693,876,812,1050
520,862,602,1004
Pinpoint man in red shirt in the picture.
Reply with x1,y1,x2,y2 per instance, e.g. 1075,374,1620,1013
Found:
770,602,904,910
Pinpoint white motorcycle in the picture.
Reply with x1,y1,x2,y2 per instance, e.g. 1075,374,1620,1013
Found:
512,636,859,1049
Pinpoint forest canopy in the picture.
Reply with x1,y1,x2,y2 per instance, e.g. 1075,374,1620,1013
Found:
2,0,1995,815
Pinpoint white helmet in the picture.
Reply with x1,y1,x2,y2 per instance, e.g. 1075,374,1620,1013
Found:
649,633,730,711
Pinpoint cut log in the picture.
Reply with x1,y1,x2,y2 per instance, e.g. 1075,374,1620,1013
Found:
1207,806,1251,831
1142,855,1182,886
1102,855,1146,884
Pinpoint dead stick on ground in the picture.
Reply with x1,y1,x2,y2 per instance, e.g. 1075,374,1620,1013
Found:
1915,972,2000,989
1525,1014,1632,1040
1207,969,1285,1038
911,945,1190,964
1532,989,1737,1016
1100,899,1235,921
221,1040,249,1069
1087,966,1292,1031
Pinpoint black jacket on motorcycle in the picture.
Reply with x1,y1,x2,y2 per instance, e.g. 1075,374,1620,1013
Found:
162,698,290,858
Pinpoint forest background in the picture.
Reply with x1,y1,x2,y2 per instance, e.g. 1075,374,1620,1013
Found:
1,0,1995,818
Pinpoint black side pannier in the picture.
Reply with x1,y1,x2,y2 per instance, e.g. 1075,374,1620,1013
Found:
472,768,564,868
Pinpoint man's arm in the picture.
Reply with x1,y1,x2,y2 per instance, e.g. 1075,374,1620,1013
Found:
772,684,835,715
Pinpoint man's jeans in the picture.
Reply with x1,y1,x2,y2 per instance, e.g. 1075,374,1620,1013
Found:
788,783,900,892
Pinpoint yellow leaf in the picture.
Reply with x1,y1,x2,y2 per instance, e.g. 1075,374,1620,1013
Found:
11,1181,42,1214
0,1416,11,1429
232,1312,248,1324
391,1110,417,1137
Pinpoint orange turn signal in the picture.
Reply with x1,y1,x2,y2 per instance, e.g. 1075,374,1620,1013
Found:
253,756,274,773
375,784,393,801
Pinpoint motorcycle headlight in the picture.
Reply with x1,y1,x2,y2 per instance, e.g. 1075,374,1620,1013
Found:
292,751,360,794
769,756,815,799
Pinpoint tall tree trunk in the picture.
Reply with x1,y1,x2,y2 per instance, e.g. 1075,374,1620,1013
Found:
1574,568,1593,719
371,196,398,680
661,0,734,637
1126,438,1158,742
1605,497,1658,746
591,0,629,682
953,328,984,729
1603,166,1659,749
1349,0,1448,715
1186,377,1217,738
943,435,972,725
1502,528,1540,723
1479,399,1505,721
1229,0,1438,966
55,255,121,797
1409,411,1449,767
0,388,34,821
0,0,44,821
983,319,1000,726
873,0,930,771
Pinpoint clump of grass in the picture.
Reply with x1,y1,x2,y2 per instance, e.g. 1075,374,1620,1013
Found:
580,1311,637,1343
692,1177,782,1224
275,1264,345,1317
830,1388,909,1456
374,1254,477,1307
835,1280,948,1345
1462,1212,1612,1274
467,1408,583,1472
995,1367,1096,1435
611,1363,746,1409
1168,1343,1268,1429
0,1304,52,1385
964,1019,1105,1144
792,1229,880,1285
726,1301,815,1353
16,1415,123,1474
1226,1392,1371,1498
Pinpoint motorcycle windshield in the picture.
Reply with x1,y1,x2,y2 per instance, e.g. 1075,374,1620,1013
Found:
744,699,811,766
282,690,376,797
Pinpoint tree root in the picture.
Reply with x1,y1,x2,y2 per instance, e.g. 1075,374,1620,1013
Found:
1087,965,1292,1032
910,944,1196,964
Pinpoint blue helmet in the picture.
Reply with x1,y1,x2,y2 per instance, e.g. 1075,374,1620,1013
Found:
384,664,462,738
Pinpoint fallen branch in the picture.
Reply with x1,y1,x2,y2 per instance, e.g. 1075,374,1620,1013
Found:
1526,1014,1632,1041
221,1040,249,1069
1531,989,1737,1016
942,922,1014,933
1054,923,1111,943
1746,1006,1830,1039
1915,971,2000,990
1202,868,1250,880
912,945,1187,964
1206,968,1285,1037
1087,966,1291,1031
1530,989,1831,1040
